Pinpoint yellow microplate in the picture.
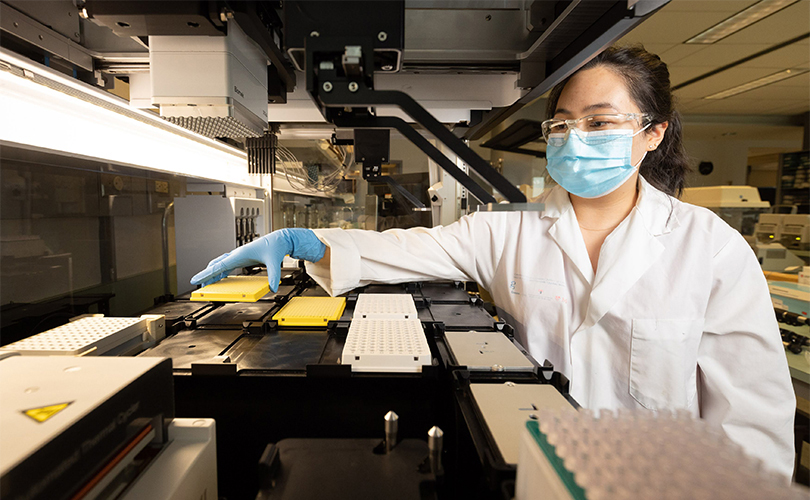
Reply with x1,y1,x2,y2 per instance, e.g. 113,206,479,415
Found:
191,276,271,302
272,297,347,326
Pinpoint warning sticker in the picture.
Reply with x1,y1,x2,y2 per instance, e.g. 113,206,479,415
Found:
22,402,72,423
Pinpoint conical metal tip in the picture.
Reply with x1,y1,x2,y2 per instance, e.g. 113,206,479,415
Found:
427,426,444,475
385,411,399,422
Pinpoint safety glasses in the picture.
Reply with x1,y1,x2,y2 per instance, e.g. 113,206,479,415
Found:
541,113,651,143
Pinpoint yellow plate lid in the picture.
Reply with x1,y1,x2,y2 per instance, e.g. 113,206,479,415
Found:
191,276,270,302
273,297,347,326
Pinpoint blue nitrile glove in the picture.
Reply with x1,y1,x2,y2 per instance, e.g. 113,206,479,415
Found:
190,228,326,292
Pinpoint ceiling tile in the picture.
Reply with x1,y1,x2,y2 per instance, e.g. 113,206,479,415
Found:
768,101,810,114
659,44,709,64
674,43,775,68
768,70,810,86
735,83,810,101
731,42,810,68
684,98,805,114
673,66,780,98
717,1,810,45
614,43,676,56
618,11,740,44
677,99,714,113
660,0,758,13
682,123,804,142
607,0,809,119
669,66,722,86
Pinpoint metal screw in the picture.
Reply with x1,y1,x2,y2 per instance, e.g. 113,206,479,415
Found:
13,22,18,28
377,31,387,42
38,35,43,40
505,381,515,387
486,14,492,21
322,81,333,92
348,82,359,92
310,30,320,37
74,32,80,38
382,64,393,71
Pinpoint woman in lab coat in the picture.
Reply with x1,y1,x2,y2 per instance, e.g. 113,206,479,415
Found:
192,45,795,477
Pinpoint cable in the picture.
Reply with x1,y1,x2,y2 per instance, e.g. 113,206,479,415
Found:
275,143,351,195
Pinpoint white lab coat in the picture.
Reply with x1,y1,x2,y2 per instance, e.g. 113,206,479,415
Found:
307,176,796,477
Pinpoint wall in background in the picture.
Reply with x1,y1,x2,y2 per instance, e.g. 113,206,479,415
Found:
681,121,805,189
684,137,804,188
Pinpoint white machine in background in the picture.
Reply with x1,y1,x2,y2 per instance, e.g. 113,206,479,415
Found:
755,214,810,249
754,213,810,270
174,183,269,295
782,214,810,251
755,242,806,272
757,213,787,243
427,142,470,227
680,186,810,271
681,185,770,244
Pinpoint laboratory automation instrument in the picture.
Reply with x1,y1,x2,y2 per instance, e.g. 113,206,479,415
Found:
0,356,217,500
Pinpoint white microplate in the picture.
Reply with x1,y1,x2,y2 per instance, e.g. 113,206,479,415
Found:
516,407,809,500
0,317,146,356
353,294,418,319
342,318,431,372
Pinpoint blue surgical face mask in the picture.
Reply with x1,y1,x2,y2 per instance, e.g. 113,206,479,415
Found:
545,128,648,199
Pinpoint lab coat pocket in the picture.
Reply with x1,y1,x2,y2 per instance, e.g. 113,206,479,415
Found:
629,318,704,410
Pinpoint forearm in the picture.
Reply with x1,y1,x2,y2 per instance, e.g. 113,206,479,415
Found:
306,219,490,296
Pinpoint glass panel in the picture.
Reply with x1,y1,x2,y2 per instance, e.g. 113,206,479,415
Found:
1,145,182,325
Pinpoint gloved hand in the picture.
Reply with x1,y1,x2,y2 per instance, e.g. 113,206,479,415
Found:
190,228,326,292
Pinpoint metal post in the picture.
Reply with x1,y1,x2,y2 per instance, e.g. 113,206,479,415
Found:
428,426,443,475
384,411,398,452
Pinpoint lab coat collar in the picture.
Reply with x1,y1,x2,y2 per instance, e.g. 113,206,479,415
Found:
539,175,680,237
634,176,680,236
541,176,679,332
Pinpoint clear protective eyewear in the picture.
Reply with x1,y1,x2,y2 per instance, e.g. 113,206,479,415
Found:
541,113,651,144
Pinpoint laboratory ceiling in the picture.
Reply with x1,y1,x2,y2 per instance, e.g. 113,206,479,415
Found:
618,0,810,116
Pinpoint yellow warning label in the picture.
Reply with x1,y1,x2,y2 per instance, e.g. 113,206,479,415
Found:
23,402,72,423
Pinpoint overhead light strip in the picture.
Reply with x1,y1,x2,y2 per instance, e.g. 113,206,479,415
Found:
703,68,809,99
672,32,809,91
685,0,799,44
0,57,262,188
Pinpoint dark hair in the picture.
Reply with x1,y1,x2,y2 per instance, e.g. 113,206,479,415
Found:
546,45,691,197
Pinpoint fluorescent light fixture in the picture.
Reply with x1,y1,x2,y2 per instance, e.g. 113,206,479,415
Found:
278,127,336,139
0,49,265,189
703,68,808,99
685,0,798,44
